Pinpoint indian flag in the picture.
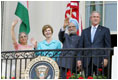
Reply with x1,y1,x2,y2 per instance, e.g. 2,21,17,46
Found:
15,1,30,34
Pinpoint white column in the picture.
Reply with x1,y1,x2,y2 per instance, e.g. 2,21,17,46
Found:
112,47,118,79
79,1,85,29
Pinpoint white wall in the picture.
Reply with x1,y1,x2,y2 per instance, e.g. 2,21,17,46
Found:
1,1,86,51
29,1,69,43
1,1,70,51
112,47,118,79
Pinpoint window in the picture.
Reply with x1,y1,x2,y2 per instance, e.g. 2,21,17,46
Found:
85,1,117,34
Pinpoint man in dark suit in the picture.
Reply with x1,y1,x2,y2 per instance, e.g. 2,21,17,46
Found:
58,18,80,78
77,11,111,77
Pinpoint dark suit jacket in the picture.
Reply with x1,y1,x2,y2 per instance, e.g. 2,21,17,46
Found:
58,29,80,69
78,25,111,67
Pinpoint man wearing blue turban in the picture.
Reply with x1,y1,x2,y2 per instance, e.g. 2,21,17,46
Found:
58,18,80,78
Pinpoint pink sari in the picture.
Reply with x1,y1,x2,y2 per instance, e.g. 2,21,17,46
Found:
13,42,34,79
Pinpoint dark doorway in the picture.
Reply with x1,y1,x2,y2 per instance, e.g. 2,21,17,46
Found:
111,34,117,47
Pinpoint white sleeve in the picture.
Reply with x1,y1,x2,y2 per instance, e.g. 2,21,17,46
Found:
61,27,65,31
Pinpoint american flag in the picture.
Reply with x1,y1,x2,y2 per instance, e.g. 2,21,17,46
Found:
65,1,83,36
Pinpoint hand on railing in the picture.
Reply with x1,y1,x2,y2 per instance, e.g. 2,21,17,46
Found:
103,59,108,67
77,60,82,72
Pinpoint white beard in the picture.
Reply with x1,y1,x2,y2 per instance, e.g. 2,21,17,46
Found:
69,31,77,35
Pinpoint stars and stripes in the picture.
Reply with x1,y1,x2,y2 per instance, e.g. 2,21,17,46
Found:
65,1,83,36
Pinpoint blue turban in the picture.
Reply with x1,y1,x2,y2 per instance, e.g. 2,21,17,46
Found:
69,18,79,30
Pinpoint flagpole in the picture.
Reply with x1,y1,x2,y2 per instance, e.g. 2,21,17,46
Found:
70,8,72,18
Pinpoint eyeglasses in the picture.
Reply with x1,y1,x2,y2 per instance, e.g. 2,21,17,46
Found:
68,26,76,28
19,36,27,38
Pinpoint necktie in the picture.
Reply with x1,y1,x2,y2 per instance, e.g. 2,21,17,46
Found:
91,27,96,43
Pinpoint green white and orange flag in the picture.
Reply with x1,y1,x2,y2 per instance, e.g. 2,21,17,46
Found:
15,1,30,34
